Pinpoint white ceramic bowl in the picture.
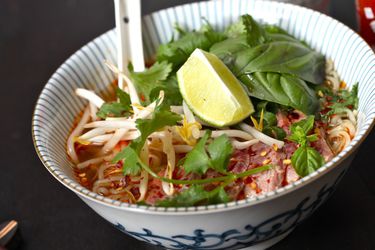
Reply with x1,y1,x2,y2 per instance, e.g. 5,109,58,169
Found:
32,0,375,249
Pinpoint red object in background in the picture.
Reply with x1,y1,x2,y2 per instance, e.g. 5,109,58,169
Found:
356,0,375,49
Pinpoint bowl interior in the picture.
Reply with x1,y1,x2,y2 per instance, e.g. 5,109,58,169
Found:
32,0,375,212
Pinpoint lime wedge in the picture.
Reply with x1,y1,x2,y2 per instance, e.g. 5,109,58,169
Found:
177,48,254,127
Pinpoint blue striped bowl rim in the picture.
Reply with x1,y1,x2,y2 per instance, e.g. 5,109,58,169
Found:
32,0,375,214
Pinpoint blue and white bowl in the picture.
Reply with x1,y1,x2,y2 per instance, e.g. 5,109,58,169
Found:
32,0,375,249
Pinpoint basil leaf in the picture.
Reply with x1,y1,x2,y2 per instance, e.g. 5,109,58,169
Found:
232,41,325,85
263,126,286,140
290,115,315,135
291,145,325,177
240,72,319,114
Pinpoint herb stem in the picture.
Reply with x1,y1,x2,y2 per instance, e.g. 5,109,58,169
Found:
138,159,271,185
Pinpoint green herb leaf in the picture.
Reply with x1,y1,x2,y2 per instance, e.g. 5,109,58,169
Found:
116,88,131,106
207,134,233,173
291,145,324,177
290,115,315,135
183,131,211,175
240,72,319,115
287,116,325,177
156,23,226,70
183,132,233,175
112,146,142,176
157,185,230,207
129,61,176,104
263,126,286,140
96,88,132,119
232,41,325,85
132,101,182,153
325,83,359,117
112,101,182,175
149,75,183,106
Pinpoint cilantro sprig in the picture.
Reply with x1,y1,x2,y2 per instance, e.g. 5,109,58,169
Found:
320,83,358,120
182,131,233,175
287,116,325,177
96,88,131,119
112,100,182,175
128,61,182,105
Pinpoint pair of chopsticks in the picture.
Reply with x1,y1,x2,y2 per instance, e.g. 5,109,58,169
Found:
114,0,145,92
0,220,18,247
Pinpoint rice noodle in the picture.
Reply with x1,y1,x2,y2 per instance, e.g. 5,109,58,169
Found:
98,163,114,180
329,130,351,154
96,187,109,196
75,88,105,108
67,106,91,164
149,152,162,168
325,59,340,92
239,123,284,148
93,176,124,189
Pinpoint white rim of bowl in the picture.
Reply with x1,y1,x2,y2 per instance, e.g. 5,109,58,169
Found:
32,0,375,215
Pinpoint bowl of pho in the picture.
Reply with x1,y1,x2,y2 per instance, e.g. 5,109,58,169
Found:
32,0,375,249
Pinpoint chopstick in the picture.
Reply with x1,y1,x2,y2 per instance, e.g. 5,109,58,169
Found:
114,0,145,91
0,220,18,246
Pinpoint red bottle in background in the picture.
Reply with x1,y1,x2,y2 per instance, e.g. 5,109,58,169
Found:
356,0,375,49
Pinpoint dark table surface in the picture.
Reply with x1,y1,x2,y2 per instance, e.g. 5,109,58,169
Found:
1,0,374,249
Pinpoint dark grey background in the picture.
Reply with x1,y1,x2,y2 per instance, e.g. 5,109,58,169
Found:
0,0,374,249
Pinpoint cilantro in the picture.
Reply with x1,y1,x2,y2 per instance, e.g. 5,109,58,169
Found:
156,22,227,70
207,134,233,173
324,83,359,118
149,75,182,106
112,146,142,176
183,131,233,175
112,101,181,175
157,185,230,207
182,131,211,175
129,61,180,105
287,116,325,177
96,88,131,119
